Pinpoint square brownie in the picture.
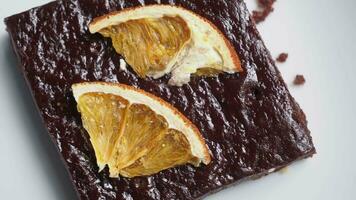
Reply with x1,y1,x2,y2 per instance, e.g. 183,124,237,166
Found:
5,0,315,199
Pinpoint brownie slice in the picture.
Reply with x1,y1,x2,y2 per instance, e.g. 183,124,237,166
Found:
4,0,315,199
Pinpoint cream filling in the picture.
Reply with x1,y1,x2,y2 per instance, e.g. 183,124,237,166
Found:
168,41,223,86
148,29,225,86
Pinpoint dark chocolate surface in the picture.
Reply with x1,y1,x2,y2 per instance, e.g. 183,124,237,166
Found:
5,0,315,199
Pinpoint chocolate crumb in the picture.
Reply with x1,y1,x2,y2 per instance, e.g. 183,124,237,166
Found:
252,0,276,24
276,53,288,62
294,75,306,85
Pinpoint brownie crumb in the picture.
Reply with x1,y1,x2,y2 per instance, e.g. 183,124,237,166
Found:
252,0,276,24
276,53,288,62
294,75,306,85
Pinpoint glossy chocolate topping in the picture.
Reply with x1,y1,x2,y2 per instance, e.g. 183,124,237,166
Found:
5,0,315,199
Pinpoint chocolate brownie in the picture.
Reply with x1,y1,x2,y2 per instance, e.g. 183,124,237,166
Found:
4,0,315,199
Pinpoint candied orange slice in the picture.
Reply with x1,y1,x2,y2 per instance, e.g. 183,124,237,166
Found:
89,5,242,86
72,82,211,178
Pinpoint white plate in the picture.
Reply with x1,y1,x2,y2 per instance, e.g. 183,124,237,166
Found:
0,0,355,199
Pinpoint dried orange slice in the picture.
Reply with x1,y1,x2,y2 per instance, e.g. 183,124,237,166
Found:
89,5,242,86
72,82,211,178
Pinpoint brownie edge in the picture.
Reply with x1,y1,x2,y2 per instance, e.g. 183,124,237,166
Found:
5,0,315,199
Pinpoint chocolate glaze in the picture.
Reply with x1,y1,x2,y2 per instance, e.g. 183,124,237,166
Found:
5,0,315,199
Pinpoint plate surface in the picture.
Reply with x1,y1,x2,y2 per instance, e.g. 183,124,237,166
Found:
0,0,355,199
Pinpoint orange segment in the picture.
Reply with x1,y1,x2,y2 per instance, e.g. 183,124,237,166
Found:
77,93,128,170
121,129,200,177
108,104,168,175
99,16,191,77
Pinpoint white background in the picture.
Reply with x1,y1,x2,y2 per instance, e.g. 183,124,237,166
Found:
0,0,355,199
